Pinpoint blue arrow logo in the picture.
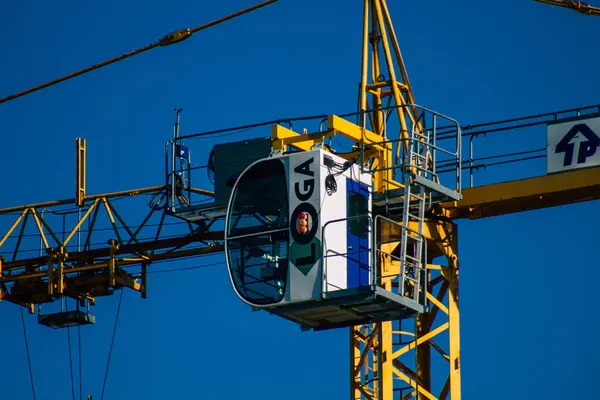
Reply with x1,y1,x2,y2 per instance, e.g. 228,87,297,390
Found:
555,123,600,166
177,144,189,160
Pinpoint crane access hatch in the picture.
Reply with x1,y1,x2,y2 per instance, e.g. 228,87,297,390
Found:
224,148,427,331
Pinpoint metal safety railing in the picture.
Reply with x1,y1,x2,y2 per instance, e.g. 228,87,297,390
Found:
165,138,193,212
225,227,289,305
358,104,463,200
321,214,427,308
436,104,600,188
322,215,374,295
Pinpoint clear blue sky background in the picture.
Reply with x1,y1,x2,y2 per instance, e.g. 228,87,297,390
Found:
1,0,598,399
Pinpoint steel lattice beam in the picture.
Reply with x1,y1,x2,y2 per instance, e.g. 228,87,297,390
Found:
0,187,222,314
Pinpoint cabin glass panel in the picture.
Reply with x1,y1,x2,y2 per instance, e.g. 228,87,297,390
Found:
226,158,289,305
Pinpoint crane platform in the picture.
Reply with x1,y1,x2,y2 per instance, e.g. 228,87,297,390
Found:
171,203,227,222
38,309,96,329
264,285,424,331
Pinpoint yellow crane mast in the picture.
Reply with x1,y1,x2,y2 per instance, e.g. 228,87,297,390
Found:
351,2,458,398
1,1,599,400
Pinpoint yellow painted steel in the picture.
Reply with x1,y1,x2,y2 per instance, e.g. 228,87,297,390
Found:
349,1,462,398
57,247,66,295
76,138,86,207
0,1,598,399
271,116,388,152
271,125,328,152
0,132,219,309
0,186,224,308
109,239,117,287
0,185,213,215
441,165,600,219
47,251,54,297
328,115,387,147
363,0,428,180
268,1,467,397
64,199,99,247
31,208,49,250
0,209,28,248
271,114,400,192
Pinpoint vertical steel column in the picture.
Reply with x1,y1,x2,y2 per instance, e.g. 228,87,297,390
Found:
350,327,362,400
47,249,55,297
447,228,461,399
57,246,65,296
354,1,461,399
108,239,117,287
416,312,431,394
76,138,86,207
360,0,370,127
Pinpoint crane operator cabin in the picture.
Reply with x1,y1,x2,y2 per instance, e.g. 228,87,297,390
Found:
221,146,427,331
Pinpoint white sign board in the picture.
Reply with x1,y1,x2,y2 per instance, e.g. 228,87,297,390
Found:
547,115,600,174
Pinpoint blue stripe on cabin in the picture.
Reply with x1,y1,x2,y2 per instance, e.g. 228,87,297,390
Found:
346,178,370,288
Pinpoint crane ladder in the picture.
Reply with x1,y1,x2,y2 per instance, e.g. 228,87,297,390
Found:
381,112,462,309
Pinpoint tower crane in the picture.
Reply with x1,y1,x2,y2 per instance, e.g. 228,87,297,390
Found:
1,1,599,400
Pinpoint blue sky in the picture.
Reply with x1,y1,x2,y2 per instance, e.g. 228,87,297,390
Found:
1,0,598,399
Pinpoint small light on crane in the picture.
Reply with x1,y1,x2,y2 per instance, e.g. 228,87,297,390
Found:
158,28,192,46
297,212,309,234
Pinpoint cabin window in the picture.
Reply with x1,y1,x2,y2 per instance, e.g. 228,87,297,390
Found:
226,159,289,305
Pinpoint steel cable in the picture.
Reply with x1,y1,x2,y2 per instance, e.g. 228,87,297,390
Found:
20,308,37,400
79,325,83,400
100,289,124,400
0,0,278,105
67,308,76,400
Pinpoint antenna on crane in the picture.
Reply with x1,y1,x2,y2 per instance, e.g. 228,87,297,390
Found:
174,108,182,140
169,108,191,212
